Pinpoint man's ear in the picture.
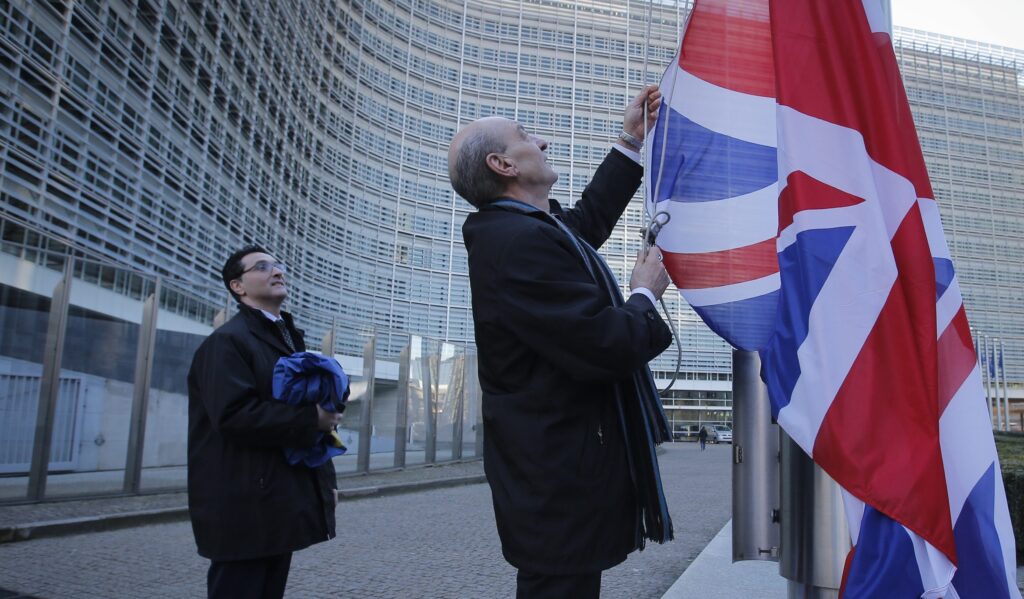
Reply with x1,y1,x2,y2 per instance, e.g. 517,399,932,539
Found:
229,278,246,298
485,153,516,178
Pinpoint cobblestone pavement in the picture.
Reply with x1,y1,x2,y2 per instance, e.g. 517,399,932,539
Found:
0,443,730,598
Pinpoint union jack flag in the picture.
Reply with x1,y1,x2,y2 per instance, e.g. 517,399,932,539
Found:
646,0,1020,596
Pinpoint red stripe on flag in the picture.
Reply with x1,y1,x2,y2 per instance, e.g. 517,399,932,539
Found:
680,0,775,97
778,171,866,233
771,1,934,202
663,238,777,289
813,202,953,562
936,305,976,417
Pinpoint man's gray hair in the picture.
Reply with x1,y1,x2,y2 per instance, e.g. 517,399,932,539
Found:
449,129,507,208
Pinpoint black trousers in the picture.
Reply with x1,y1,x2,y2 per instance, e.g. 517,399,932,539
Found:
516,570,601,599
207,552,293,599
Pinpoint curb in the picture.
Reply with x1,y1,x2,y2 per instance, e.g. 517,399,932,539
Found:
338,473,486,499
0,506,188,544
0,474,488,544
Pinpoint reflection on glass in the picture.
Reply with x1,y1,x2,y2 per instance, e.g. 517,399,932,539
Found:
333,328,375,475
43,288,145,498
0,257,486,502
140,284,219,492
0,284,55,500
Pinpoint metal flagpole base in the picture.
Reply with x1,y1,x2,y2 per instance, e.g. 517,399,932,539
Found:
779,431,849,598
787,581,840,599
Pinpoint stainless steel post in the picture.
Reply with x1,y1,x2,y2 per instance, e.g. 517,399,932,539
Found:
356,334,376,473
424,349,437,464
779,432,849,599
28,259,73,500
124,278,161,494
320,317,336,356
467,352,483,458
451,353,466,460
213,296,232,329
731,350,780,562
394,344,410,468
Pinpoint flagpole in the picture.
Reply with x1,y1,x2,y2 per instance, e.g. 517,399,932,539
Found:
981,335,992,428
999,339,1011,430
976,330,990,427
998,339,1007,431
993,338,1005,431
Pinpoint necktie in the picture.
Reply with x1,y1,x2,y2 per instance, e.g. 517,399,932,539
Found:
274,319,297,354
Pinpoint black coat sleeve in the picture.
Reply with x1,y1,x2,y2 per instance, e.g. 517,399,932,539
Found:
493,224,671,382
191,332,320,448
560,149,643,249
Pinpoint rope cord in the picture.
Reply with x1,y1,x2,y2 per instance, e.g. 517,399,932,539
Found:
638,0,696,395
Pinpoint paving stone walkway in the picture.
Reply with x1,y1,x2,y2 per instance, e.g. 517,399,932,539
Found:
0,444,730,598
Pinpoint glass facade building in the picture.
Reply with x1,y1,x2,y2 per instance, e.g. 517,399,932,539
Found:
0,1,1021,437
894,28,1024,384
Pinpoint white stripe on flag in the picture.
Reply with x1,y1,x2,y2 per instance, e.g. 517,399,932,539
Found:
860,0,891,36
776,106,919,242
935,276,962,336
777,203,866,252
653,184,778,253
680,272,779,307
842,488,865,546
663,66,777,147
906,526,955,599
939,365,996,523
918,198,952,261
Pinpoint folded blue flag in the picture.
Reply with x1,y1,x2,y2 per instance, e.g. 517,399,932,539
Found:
272,352,350,467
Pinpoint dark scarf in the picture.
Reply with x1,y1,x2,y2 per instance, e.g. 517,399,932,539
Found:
488,199,674,546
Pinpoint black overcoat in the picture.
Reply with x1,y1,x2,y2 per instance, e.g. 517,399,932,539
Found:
187,303,337,561
462,149,673,575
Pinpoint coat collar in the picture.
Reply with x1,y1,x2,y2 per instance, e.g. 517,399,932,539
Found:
236,303,304,355
484,198,569,230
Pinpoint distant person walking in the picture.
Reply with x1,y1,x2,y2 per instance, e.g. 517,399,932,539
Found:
698,426,708,451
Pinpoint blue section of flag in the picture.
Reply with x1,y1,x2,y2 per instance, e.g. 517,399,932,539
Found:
844,507,927,599
691,290,780,352
934,257,955,301
990,352,997,377
951,462,1013,598
648,107,777,203
760,226,854,416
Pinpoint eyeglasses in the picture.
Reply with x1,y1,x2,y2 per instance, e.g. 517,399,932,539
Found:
240,260,287,275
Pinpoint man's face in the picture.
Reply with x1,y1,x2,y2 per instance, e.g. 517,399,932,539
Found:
501,123,558,188
232,252,287,305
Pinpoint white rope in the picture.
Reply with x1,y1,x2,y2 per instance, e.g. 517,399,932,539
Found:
638,0,697,395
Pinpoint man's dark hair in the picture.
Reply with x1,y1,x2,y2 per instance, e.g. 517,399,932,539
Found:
449,128,508,208
222,244,267,300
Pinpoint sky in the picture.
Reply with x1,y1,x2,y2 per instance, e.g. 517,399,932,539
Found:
891,0,1023,49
